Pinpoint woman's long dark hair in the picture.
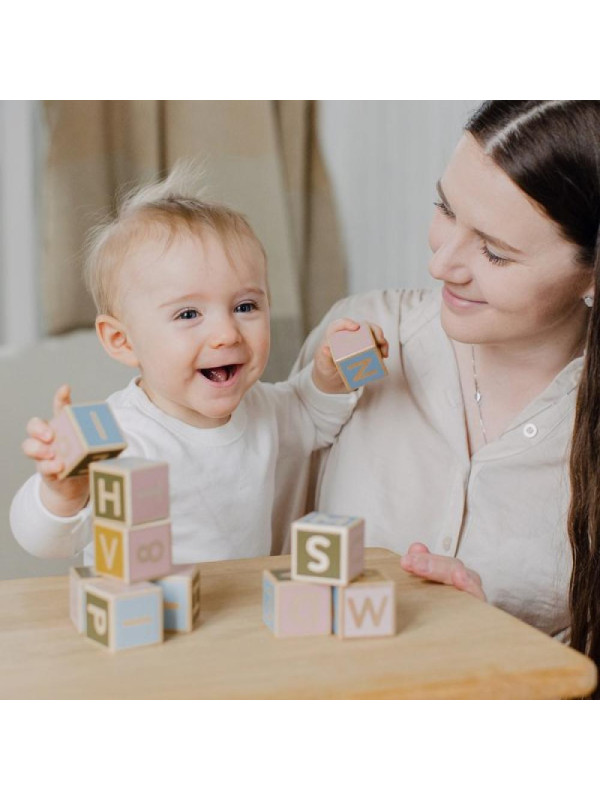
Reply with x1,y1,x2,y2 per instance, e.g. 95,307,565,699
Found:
465,101,600,695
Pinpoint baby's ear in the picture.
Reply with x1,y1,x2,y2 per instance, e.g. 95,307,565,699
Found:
95,314,139,368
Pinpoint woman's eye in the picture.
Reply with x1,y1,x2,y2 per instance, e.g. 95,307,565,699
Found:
235,302,257,313
433,200,455,219
481,244,510,266
176,309,199,320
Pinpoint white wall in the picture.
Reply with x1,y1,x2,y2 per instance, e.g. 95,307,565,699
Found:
319,100,480,293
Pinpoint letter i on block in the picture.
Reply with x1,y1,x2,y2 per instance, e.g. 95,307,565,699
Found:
153,565,201,633
50,402,127,479
85,579,163,652
90,458,173,584
291,512,365,586
328,321,388,390
333,569,396,639
263,569,332,637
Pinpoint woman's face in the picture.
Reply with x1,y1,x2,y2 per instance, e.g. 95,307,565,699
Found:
428,133,593,348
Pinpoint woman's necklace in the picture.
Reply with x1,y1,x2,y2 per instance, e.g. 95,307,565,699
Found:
471,344,488,445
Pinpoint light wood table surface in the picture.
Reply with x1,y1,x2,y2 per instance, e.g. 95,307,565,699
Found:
0,548,596,699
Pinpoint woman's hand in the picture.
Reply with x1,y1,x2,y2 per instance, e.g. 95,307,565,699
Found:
400,542,486,601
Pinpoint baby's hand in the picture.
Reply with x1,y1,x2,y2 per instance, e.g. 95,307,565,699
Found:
312,318,389,394
21,385,90,517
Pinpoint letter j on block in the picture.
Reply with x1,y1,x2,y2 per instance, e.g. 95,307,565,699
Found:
291,512,365,586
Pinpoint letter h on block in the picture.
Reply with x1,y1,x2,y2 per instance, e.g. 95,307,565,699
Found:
291,512,365,586
328,321,387,390
90,458,172,584
50,402,127,479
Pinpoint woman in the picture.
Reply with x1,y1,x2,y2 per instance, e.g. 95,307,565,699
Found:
287,101,600,679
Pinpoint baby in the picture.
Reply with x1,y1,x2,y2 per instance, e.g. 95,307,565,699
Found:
10,166,388,565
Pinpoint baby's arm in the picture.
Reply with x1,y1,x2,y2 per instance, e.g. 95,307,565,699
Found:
312,318,389,394
21,384,90,516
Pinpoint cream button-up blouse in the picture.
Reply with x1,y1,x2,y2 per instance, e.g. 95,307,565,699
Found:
282,288,582,638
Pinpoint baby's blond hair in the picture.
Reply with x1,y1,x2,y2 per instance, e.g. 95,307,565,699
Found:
83,161,267,316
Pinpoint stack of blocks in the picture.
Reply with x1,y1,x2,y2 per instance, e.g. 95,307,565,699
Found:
62,402,200,651
263,513,396,639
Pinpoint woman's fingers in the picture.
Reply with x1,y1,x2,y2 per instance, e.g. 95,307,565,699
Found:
400,547,486,601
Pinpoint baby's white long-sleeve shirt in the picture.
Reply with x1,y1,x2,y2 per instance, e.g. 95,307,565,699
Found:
10,365,358,565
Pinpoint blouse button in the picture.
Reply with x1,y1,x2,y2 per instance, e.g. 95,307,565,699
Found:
523,423,538,439
442,536,452,552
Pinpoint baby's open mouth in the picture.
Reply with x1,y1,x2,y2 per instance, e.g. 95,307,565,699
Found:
199,364,240,383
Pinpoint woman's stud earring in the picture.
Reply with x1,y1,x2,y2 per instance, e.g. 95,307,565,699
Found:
584,296,594,308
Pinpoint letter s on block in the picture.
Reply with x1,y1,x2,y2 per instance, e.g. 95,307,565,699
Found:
306,535,331,574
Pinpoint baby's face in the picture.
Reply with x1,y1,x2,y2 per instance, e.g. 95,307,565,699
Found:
118,229,271,428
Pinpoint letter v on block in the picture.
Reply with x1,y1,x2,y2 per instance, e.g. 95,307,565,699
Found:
95,526,124,578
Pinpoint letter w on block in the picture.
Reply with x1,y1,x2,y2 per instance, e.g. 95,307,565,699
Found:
348,595,388,628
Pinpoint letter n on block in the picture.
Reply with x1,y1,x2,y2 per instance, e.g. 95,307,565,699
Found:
263,569,332,636
329,321,387,390
333,569,396,639
291,512,364,586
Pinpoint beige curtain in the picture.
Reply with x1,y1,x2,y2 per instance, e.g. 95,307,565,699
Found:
41,100,347,380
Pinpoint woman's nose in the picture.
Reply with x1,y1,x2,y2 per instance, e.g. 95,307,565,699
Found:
428,227,474,284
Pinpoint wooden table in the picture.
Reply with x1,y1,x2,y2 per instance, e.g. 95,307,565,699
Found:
0,548,596,699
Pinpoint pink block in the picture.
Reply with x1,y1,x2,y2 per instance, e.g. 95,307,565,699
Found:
263,569,332,637
329,322,375,360
131,462,169,524
128,521,173,583
51,411,86,473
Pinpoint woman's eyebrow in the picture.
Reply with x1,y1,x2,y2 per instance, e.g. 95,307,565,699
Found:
436,179,524,256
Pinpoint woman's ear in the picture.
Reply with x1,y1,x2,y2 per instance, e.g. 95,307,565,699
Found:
95,314,140,368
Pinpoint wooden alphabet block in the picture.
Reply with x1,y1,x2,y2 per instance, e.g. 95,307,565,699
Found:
153,564,201,633
84,578,163,652
90,458,169,526
291,512,365,586
329,322,387,390
332,569,396,639
263,568,332,637
69,565,101,632
50,402,127,479
94,518,172,583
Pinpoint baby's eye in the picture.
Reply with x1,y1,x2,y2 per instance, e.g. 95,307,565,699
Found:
235,301,258,313
176,308,199,321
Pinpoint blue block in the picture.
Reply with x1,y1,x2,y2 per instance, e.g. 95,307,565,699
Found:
263,575,275,631
114,591,162,650
72,403,126,448
339,349,386,389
